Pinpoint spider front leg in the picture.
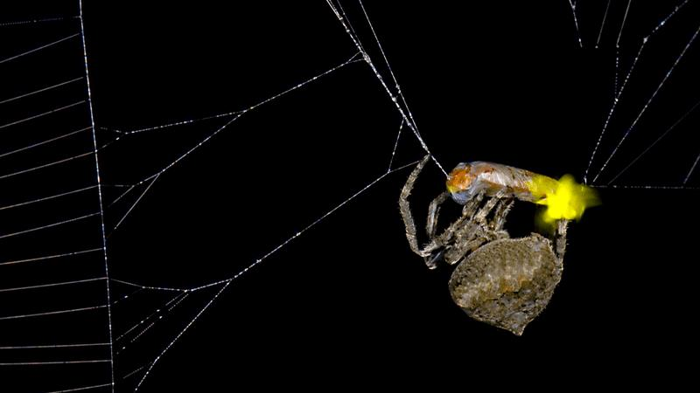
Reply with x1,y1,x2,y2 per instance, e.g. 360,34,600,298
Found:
419,190,451,269
399,155,434,259
426,191,450,239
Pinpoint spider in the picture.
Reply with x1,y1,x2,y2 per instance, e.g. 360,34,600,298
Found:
399,155,595,335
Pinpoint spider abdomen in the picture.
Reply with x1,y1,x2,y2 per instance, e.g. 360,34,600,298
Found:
448,234,563,336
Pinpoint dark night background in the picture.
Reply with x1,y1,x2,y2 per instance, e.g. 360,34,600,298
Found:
1,1,698,391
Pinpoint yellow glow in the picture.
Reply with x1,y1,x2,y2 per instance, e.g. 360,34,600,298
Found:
528,174,599,224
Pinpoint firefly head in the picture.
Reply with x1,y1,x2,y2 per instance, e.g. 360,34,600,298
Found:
446,163,476,205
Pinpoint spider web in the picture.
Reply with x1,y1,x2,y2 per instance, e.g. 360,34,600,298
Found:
1,1,699,391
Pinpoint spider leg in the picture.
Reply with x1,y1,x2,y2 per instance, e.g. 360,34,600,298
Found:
553,219,569,261
430,190,485,265
443,193,513,265
443,226,481,264
431,190,485,249
426,191,450,239
399,154,433,258
461,190,485,218
490,198,515,232
474,190,507,226
424,248,446,269
443,221,503,265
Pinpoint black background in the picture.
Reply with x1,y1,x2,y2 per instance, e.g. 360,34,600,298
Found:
1,1,699,391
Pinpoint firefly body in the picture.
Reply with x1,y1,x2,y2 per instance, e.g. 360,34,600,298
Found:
446,162,558,205
445,161,597,224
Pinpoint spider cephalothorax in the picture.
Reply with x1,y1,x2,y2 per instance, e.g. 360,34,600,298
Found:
399,155,595,335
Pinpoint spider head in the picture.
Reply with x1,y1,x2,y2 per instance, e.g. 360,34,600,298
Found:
446,163,477,205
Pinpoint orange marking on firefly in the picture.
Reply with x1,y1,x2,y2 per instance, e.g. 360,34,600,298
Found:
446,167,475,193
